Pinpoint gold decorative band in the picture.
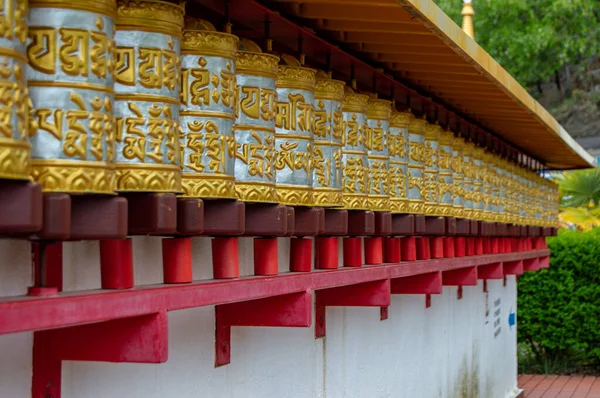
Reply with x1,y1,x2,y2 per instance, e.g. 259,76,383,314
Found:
31,160,115,194
181,173,236,199
367,98,391,120
180,110,235,120
115,93,180,105
117,0,185,38
343,194,369,211
407,199,424,214
313,188,343,208
235,51,279,78
277,185,313,206
277,65,316,91
342,93,369,113
369,196,390,211
390,111,413,128
0,47,27,63
234,125,276,133
235,182,277,203
115,163,181,193
28,81,114,94
390,198,409,214
30,0,117,17
181,30,238,58
0,139,31,181
315,79,345,101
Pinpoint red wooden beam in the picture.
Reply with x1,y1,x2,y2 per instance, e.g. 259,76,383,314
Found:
478,262,504,280
504,260,524,275
215,292,312,366
442,266,478,286
390,271,442,295
315,279,390,338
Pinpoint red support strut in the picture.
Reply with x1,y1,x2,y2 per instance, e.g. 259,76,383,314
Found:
100,239,134,289
162,238,193,284
212,237,240,279
290,237,313,272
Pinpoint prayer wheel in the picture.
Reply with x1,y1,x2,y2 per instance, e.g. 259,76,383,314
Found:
438,128,454,217
312,72,344,207
498,158,509,224
407,116,427,215
28,0,117,193
274,59,316,206
482,151,494,222
388,111,411,213
233,40,278,203
366,98,391,211
179,19,238,198
451,135,465,218
461,140,475,221
113,0,184,193
423,123,441,216
472,146,485,221
341,89,369,210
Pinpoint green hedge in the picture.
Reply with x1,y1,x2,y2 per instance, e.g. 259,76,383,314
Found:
518,229,600,374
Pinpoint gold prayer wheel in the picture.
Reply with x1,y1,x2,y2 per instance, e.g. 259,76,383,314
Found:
481,151,494,222
389,111,411,213
451,135,465,218
407,116,427,214
28,0,117,193
341,89,369,210
366,97,391,211
423,122,441,216
113,0,185,192
438,128,454,217
274,59,316,206
461,140,475,221
0,0,30,181
312,72,345,207
179,19,239,198
472,146,485,221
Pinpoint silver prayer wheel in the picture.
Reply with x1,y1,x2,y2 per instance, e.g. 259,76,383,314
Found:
28,0,117,193
233,40,278,203
179,19,238,198
275,61,316,206
0,0,30,181
312,72,344,207
423,123,441,216
366,97,391,211
341,90,369,210
438,128,454,217
113,0,184,193
407,116,426,215
451,136,465,218
389,111,411,213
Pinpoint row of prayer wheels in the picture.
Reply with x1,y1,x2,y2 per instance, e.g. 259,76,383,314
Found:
0,0,558,228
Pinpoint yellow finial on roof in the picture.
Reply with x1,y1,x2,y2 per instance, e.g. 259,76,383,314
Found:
461,0,475,40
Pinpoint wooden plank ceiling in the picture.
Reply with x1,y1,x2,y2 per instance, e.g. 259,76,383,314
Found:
270,0,594,169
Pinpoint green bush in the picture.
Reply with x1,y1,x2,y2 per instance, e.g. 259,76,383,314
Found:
518,229,600,374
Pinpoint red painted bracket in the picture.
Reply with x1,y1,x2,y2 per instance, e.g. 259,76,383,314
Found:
539,256,550,269
215,291,312,366
504,260,524,275
32,312,168,398
315,279,390,338
478,262,504,280
390,271,442,295
523,257,541,272
442,266,478,286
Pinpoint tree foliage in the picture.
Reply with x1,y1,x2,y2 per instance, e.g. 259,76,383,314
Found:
552,168,600,230
434,0,600,89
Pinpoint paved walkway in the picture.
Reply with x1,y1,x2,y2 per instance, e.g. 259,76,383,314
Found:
519,375,600,398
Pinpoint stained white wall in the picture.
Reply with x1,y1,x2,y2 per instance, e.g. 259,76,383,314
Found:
0,237,521,398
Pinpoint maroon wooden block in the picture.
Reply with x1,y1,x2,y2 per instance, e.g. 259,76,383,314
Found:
347,210,374,236
124,193,177,236
456,218,470,236
445,217,457,235
322,209,348,236
527,226,541,237
391,271,442,294
469,220,480,236
519,226,528,237
374,211,392,236
0,180,42,235
286,206,295,236
414,215,426,234
38,193,71,240
504,260,524,275
70,196,128,240
315,279,390,338
245,203,288,236
391,214,414,236
430,237,444,259
478,262,503,280
542,227,552,237
294,207,323,237
443,237,455,258
443,266,478,286
496,223,507,237
401,236,417,261
176,198,204,235
216,292,311,366
533,237,547,250
425,216,445,235
202,199,245,236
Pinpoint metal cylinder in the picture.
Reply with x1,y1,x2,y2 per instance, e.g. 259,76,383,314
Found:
423,123,441,216
482,151,494,222
472,146,485,221
389,111,411,213
407,116,427,215
233,49,279,203
451,136,464,218
498,158,508,224
113,0,184,193
275,64,316,206
312,74,344,207
366,98,391,211
341,91,369,210
28,0,117,193
462,140,475,220
438,128,454,217
490,154,501,222
179,24,238,198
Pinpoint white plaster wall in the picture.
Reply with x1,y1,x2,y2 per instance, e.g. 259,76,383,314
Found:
0,237,520,398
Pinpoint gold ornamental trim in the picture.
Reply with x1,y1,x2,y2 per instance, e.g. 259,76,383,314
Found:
313,188,343,208
367,98,391,120
406,199,424,214
343,194,369,211
342,93,369,113
0,139,31,181
425,123,441,141
453,205,464,218
424,203,443,217
409,117,427,136
181,174,236,199
452,136,465,150
277,65,316,91
30,0,117,17
0,47,28,63
276,185,313,206
115,163,182,193
117,0,185,38
369,196,390,211
235,182,277,203
315,78,345,101
235,51,279,78
390,111,414,128
115,93,180,105
439,129,454,145
31,160,116,194
390,198,409,214
28,80,115,94
181,30,239,59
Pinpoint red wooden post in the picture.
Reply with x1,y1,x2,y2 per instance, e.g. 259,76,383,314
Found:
364,237,383,265
162,238,193,284
416,237,430,260
430,237,444,259
401,237,417,261
444,237,455,258
383,237,401,263
343,237,363,267
100,239,134,289
454,237,466,257
290,238,313,272
212,238,240,279
316,237,338,270
254,238,278,276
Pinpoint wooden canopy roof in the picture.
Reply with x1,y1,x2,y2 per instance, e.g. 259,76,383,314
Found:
270,0,594,169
